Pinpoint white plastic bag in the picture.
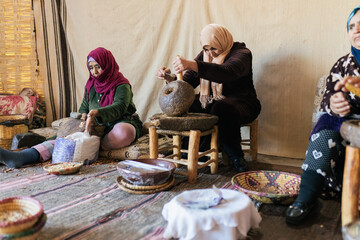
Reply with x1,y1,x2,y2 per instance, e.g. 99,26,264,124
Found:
52,132,100,165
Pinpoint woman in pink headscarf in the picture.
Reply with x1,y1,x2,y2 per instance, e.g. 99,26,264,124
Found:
79,47,142,150
156,24,261,173
0,47,142,168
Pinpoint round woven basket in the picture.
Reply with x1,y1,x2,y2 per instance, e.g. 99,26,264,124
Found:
43,162,83,175
0,213,47,240
231,170,301,205
116,175,175,194
0,197,43,234
0,115,28,150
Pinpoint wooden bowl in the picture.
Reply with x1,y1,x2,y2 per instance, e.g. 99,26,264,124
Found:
231,170,301,205
116,159,176,186
0,197,44,234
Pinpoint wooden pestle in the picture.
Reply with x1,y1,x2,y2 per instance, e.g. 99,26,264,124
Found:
176,55,183,80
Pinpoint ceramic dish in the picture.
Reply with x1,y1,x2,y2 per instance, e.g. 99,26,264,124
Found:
116,159,176,186
43,162,83,175
0,197,44,234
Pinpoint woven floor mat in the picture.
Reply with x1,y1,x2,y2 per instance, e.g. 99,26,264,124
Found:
0,160,238,240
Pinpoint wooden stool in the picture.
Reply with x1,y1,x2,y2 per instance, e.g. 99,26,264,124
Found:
240,119,258,161
149,125,219,184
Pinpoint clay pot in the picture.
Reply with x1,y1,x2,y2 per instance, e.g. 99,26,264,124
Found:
159,80,195,116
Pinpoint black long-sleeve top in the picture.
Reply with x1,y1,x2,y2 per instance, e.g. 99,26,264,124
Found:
183,41,260,110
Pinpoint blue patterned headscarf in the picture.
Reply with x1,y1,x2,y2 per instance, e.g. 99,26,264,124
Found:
347,7,360,31
347,7,360,66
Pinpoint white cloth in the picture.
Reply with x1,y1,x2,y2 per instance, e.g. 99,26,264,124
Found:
162,189,262,240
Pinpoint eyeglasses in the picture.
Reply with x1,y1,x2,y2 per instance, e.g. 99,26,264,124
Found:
203,47,217,53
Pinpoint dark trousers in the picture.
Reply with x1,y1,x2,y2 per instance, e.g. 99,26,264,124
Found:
188,95,260,157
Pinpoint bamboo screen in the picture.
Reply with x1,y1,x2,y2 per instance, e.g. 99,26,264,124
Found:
0,0,43,97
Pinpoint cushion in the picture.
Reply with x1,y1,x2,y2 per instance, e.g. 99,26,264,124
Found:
312,75,327,128
51,117,73,129
99,134,172,160
30,127,58,139
0,95,37,123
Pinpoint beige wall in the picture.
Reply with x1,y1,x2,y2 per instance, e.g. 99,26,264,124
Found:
63,0,360,159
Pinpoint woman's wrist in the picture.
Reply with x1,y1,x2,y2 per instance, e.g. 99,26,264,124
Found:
188,60,198,72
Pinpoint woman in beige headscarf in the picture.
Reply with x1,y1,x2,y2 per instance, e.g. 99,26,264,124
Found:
156,24,261,172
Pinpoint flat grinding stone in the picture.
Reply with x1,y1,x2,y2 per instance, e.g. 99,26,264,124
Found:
150,113,218,131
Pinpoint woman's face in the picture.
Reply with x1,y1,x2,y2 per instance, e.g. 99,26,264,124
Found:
203,45,224,58
88,61,102,77
349,10,360,50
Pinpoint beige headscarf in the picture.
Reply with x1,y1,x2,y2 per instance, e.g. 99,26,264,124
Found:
199,24,234,109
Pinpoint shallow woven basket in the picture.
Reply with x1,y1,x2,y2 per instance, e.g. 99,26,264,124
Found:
116,175,175,194
0,197,44,234
231,170,301,205
43,162,83,175
0,115,28,150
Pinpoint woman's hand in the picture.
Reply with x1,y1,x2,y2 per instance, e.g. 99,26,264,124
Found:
334,75,360,92
330,92,351,116
80,113,87,121
84,109,99,133
172,56,198,73
156,67,175,82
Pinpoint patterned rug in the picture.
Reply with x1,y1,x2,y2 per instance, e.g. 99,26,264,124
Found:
0,159,245,240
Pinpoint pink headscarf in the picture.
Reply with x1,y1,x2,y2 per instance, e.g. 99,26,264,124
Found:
85,47,130,107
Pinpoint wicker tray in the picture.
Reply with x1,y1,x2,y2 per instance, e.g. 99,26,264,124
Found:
116,175,175,194
231,170,301,205
43,162,83,175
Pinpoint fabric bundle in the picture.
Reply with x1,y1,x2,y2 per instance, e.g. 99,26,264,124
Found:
52,132,100,165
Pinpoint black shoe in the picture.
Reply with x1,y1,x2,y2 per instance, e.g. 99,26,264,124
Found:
285,201,316,225
233,157,248,172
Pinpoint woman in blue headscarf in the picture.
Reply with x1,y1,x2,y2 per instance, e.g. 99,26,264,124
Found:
286,6,360,225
